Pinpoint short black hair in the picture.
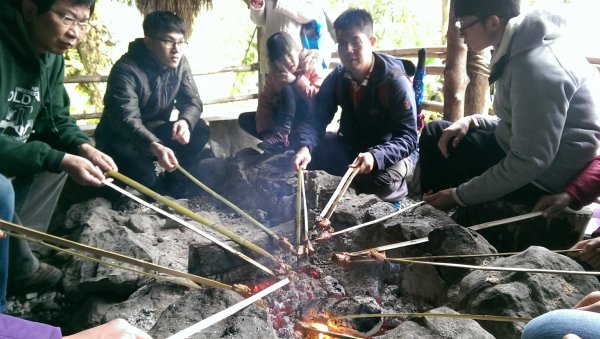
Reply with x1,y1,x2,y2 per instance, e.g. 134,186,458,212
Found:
333,8,373,37
29,0,96,16
266,31,298,62
455,0,521,19
143,11,186,38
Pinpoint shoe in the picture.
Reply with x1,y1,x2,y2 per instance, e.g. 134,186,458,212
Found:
10,263,63,293
391,201,401,210
258,128,290,153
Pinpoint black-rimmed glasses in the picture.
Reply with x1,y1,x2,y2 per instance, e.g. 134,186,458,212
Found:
455,17,487,36
151,37,188,50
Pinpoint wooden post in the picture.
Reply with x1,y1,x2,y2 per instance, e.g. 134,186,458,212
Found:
464,50,491,116
442,0,468,122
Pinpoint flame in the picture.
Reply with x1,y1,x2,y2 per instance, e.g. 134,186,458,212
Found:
311,323,329,339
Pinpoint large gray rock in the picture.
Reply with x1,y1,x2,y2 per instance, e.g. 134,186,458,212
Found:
453,246,600,338
454,199,590,252
374,306,495,339
149,287,276,339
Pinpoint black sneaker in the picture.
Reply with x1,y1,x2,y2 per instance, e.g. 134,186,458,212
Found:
10,263,62,294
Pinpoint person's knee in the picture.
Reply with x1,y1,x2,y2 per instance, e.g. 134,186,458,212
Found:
0,175,15,219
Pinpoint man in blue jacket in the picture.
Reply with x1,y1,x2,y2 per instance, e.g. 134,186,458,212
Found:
292,8,419,206
0,0,117,292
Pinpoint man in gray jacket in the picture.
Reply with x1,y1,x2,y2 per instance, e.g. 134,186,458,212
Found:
420,0,600,210
95,11,209,195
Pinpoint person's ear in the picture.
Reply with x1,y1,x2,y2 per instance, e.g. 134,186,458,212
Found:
21,0,38,22
369,36,377,47
487,15,503,31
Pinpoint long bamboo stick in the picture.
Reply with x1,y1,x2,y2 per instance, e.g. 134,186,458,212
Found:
332,201,425,236
107,171,277,262
0,220,232,290
323,168,359,221
381,257,600,276
349,211,544,256
103,181,274,276
296,169,303,249
329,312,531,323
176,165,279,240
319,167,356,220
349,249,582,263
167,278,290,339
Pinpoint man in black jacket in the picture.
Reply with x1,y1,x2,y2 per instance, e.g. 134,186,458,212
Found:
95,11,209,194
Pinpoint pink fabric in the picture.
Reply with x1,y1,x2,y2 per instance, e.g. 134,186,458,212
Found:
565,156,600,210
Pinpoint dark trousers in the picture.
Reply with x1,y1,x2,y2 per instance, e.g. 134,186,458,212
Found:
238,84,309,146
309,133,418,202
9,172,67,281
101,120,210,190
419,120,547,203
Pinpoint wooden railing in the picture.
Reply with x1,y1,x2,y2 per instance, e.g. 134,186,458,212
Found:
67,46,600,131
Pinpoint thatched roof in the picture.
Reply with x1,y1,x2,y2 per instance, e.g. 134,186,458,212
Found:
134,0,213,36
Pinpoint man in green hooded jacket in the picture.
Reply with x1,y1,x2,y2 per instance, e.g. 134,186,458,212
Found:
0,0,117,292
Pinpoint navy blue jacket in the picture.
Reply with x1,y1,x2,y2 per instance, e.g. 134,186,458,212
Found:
296,52,418,170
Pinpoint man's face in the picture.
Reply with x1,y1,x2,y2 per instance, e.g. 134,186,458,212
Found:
336,27,374,75
27,0,91,54
146,32,186,69
456,15,492,52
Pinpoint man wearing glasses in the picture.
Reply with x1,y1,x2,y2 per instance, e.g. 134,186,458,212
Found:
420,0,600,211
95,11,209,196
0,0,118,293
292,8,419,209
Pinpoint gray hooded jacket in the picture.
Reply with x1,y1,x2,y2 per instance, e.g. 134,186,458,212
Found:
457,10,600,205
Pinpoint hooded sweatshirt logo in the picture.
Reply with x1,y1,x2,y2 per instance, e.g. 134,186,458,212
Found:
1,86,39,141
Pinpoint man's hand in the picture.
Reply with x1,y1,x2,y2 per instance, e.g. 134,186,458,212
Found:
423,189,458,210
349,152,375,174
60,154,106,187
533,192,573,218
172,119,191,145
150,141,179,172
573,291,600,312
0,230,5,238
437,116,472,158
569,238,600,270
292,147,311,170
78,143,118,173
64,318,152,339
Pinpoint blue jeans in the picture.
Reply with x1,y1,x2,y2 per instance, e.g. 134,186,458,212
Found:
0,174,15,313
522,309,600,339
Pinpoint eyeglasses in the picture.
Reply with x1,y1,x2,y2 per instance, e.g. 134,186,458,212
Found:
151,37,188,50
50,8,89,31
455,17,487,36
337,36,366,51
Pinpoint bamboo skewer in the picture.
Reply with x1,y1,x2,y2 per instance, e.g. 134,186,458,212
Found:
301,170,312,254
103,181,274,276
323,167,359,222
349,249,583,263
319,167,356,221
296,169,303,255
329,312,531,323
167,278,291,339
349,211,544,256
377,257,600,276
332,201,425,236
107,171,277,262
177,165,279,241
0,220,233,290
